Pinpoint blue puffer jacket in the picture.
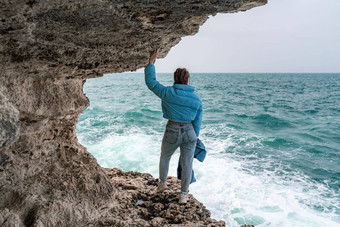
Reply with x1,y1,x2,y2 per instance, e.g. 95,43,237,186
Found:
144,64,202,136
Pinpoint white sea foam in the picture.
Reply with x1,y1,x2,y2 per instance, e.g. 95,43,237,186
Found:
191,151,339,226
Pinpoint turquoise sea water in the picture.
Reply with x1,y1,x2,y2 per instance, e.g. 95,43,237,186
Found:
76,73,340,227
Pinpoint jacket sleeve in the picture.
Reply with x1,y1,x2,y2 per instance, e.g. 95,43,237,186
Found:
144,64,167,99
192,104,203,137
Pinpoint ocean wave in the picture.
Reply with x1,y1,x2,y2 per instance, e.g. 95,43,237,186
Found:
262,137,298,148
251,114,292,127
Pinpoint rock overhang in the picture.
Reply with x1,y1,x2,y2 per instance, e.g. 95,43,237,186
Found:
1,0,267,76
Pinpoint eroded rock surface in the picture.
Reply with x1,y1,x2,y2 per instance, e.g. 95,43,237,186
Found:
97,168,225,227
0,0,266,226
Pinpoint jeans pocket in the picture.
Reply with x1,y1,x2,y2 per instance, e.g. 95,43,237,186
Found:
186,128,197,143
165,129,178,144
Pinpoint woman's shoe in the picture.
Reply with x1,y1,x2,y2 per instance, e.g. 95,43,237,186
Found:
156,181,167,193
179,191,188,204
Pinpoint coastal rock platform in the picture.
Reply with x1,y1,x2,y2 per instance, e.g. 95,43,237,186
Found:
97,168,226,227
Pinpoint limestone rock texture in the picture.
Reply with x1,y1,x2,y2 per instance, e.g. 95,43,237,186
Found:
102,168,226,227
0,0,266,226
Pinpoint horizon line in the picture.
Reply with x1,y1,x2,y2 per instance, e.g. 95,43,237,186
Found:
116,72,340,74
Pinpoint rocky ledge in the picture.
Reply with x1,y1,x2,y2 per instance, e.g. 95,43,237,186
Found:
98,168,225,227
0,0,266,226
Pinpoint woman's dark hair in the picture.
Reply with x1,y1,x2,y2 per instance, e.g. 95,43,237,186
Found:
174,68,190,84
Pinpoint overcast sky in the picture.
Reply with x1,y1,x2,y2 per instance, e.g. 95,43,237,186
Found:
137,0,340,73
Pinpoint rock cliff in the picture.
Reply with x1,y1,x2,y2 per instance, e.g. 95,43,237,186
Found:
0,0,266,226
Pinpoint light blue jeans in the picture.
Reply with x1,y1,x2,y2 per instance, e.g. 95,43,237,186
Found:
159,123,197,192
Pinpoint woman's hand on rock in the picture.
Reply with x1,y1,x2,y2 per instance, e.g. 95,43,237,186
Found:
149,49,159,65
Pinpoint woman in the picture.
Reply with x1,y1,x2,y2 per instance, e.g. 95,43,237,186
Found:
144,49,203,204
